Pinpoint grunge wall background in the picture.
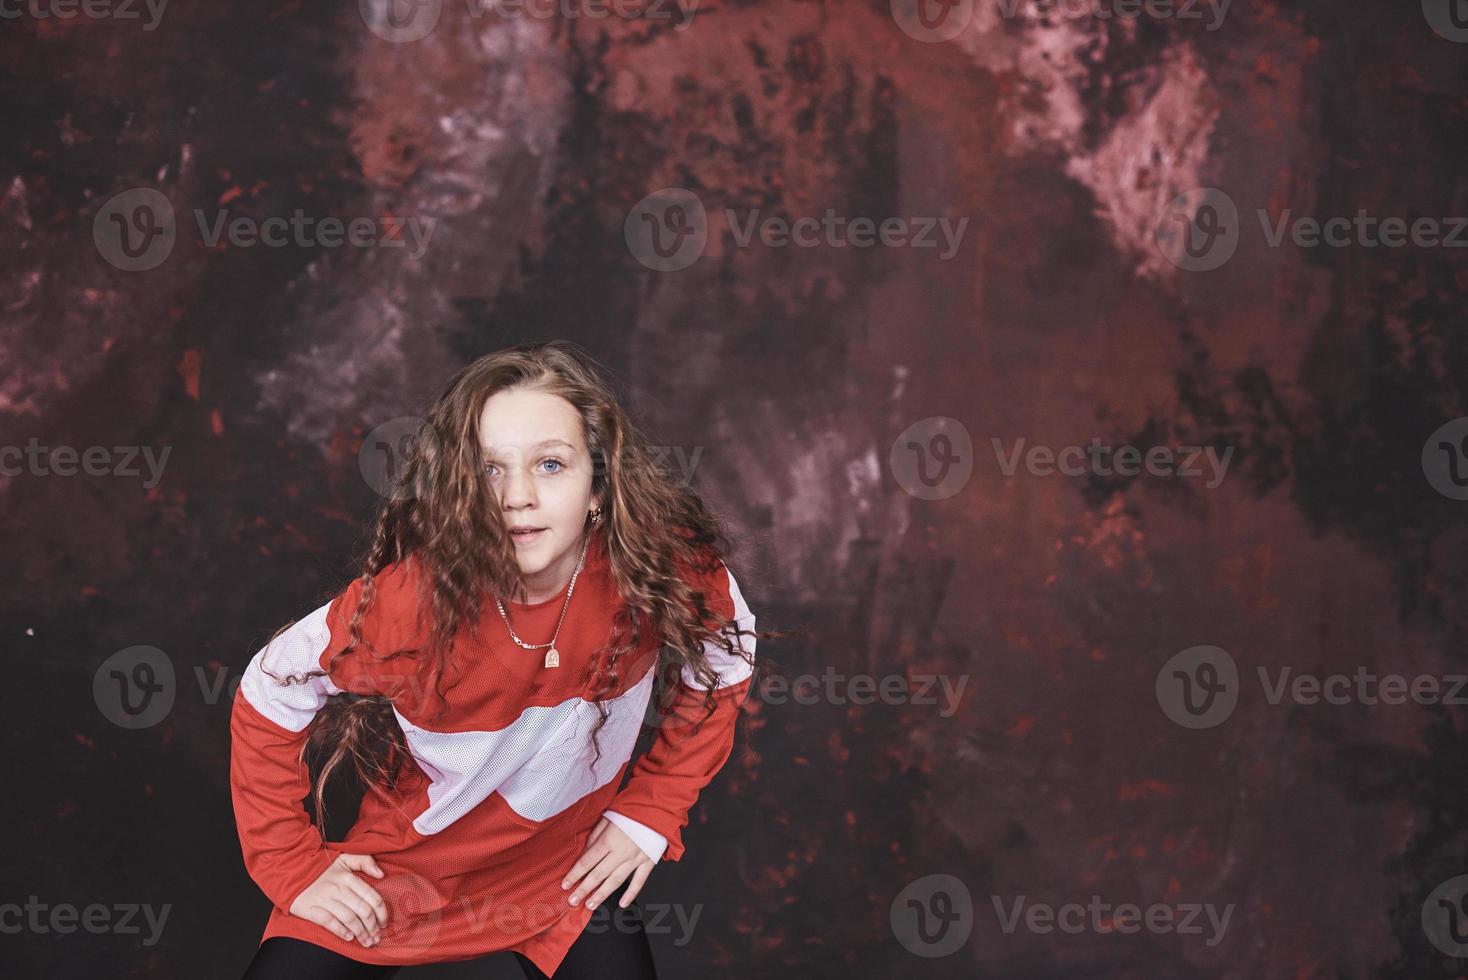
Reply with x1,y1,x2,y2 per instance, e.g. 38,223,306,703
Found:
6,0,1468,976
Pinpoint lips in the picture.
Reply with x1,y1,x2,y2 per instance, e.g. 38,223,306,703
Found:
509,527,546,545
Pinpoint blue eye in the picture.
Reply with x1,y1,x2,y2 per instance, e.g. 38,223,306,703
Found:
541,458,565,473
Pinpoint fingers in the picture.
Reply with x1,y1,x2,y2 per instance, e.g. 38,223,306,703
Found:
341,853,385,879
333,888,383,942
567,851,622,907
585,863,636,911
619,863,653,908
322,897,378,946
287,853,390,947
562,841,608,892
306,906,357,944
343,876,390,930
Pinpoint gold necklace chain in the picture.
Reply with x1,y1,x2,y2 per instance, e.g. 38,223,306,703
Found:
494,529,590,668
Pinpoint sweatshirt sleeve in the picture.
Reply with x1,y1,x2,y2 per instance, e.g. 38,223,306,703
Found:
604,553,756,863
229,558,427,911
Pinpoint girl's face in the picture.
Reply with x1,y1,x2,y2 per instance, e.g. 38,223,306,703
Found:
477,387,601,602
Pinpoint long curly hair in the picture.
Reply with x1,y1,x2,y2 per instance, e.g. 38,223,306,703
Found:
264,340,781,827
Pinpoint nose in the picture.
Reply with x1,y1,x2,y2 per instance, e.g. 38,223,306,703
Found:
499,462,538,511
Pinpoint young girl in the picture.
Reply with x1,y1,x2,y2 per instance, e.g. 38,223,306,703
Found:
231,341,770,979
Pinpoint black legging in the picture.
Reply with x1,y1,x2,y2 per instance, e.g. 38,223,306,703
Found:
240,880,658,979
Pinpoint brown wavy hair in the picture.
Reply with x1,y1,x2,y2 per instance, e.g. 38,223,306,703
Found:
263,340,782,827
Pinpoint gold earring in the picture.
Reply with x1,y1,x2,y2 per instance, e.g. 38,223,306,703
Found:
589,508,602,525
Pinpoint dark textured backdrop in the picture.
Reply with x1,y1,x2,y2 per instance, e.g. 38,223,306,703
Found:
6,0,1468,977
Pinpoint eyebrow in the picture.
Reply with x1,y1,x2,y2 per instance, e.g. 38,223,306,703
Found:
480,439,576,457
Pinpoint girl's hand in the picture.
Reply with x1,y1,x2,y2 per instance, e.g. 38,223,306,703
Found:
561,817,655,911
288,852,390,947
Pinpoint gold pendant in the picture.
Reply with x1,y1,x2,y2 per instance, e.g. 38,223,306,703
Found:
544,647,560,668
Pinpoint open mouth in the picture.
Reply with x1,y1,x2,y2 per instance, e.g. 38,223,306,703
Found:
510,527,547,545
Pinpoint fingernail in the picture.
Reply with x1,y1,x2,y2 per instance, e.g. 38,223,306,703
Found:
561,881,569,889
569,896,579,905
588,902,598,910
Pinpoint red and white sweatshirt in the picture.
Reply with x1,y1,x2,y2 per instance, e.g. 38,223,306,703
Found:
229,531,755,974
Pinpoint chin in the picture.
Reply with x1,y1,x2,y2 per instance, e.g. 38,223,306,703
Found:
514,536,557,566
515,553,549,574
